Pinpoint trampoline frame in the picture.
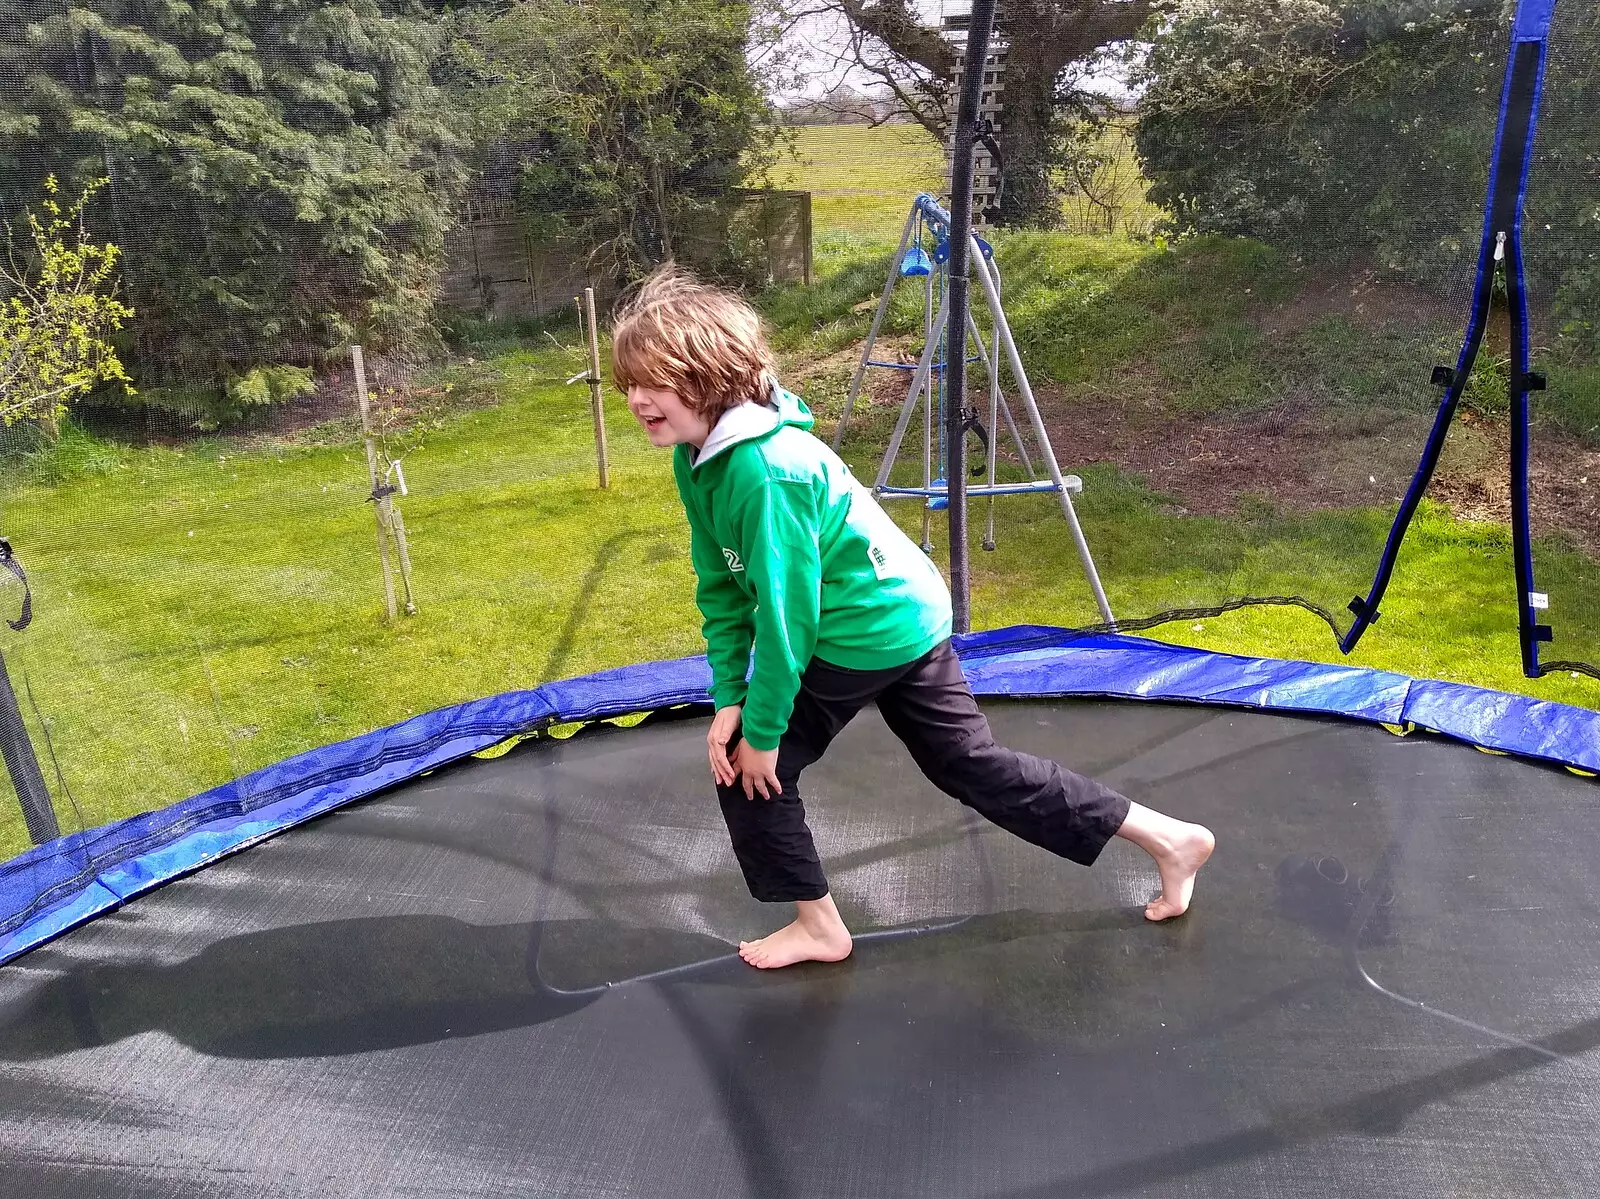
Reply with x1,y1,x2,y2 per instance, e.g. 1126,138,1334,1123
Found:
4,624,1596,969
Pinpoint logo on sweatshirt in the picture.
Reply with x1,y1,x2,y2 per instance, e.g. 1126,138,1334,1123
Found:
868,543,893,580
722,548,745,573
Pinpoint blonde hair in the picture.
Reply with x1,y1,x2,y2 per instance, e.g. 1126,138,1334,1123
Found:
611,265,776,419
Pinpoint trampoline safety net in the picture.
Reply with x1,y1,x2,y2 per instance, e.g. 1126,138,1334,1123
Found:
0,1,1594,901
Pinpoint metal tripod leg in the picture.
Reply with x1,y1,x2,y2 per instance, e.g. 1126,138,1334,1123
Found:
874,293,952,495
833,205,919,452
984,319,1001,551
969,240,1115,626
960,306,1031,552
966,309,1034,476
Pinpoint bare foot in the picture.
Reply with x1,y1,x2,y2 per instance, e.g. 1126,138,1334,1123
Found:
1114,801,1216,921
1144,822,1215,921
738,895,853,969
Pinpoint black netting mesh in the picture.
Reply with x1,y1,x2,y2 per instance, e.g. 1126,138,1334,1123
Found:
0,0,1594,871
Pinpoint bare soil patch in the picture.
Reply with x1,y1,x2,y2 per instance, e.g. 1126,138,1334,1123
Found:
1259,267,1457,340
1429,411,1600,557
1036,383,1426,514
76,353,505,452
1036,384,1600,557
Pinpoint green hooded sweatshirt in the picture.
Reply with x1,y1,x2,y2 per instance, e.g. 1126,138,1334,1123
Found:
673,385,952,750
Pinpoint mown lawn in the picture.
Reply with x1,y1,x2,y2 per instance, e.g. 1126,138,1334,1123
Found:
0,357,707,858
768,124,946,240
1,123,1595,863
767,119,1166,240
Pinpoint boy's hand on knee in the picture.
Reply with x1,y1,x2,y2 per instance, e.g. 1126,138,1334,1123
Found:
708,705,741,787
733,743,782,801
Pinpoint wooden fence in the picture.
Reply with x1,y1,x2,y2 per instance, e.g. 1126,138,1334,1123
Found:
440,189,812,320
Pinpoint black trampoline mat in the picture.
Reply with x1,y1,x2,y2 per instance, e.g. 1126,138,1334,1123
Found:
3,699,1599,1198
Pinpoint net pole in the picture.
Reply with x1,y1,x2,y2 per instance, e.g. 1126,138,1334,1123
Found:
352,346,398,621
0,650,55,845
922,265,935,552
944,0,998,635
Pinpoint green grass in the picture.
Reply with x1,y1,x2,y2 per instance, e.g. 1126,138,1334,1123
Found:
1546,361,1600,444
3,318,1596,862
771,119,1167,242
769,124,947,240
0,358,707,857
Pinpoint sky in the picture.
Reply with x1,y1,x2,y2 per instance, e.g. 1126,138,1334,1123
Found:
768,1,1140,106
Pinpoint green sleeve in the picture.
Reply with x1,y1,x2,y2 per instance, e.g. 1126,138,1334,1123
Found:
737,476,824,751
676,452,754,709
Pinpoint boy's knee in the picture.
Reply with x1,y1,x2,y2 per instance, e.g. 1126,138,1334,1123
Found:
910,730,1017,802
945,745,1061,809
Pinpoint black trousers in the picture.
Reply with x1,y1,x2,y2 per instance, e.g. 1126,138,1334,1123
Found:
717,639,1132,902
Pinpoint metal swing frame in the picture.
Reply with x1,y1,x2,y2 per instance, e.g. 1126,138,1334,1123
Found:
831,193,1114,626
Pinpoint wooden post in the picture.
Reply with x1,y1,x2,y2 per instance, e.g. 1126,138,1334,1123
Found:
800,191,813,286
582,287,610,489
352,345,397,621
389,500,418,616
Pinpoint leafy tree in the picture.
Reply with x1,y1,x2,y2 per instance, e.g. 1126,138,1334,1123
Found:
1134,0,1600,351
0,0,470,409
795,0,1157,228
1,175,132,431
459,0,782,282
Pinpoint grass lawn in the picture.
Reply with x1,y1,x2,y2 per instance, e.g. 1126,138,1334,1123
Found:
768,124,946,240
0,356,707,859
767,119,1165,240
1,123,1596,864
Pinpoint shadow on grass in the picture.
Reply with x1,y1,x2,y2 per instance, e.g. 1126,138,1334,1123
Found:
541,529,649,683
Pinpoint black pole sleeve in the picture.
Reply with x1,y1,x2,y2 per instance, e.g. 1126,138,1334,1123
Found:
0,650,56,845
945,0,998,636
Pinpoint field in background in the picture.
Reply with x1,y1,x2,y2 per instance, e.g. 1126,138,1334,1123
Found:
769,119,1166,242
768,124,947,240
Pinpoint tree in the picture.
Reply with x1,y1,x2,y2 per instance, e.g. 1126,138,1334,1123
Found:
458,0,781,284
1,176,132,431
0,0,469,408
782,83,892,125
1134,0,1600,350
790,0,1156,226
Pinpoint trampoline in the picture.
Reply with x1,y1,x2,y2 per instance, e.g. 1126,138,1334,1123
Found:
3,628,1599,1197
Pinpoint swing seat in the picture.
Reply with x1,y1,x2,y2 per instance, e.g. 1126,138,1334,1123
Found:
900,245,932,277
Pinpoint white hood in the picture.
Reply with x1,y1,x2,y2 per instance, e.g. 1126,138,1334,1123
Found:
690,399,782,470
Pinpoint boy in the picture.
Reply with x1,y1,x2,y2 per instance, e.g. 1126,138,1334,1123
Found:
612,266,1214,970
